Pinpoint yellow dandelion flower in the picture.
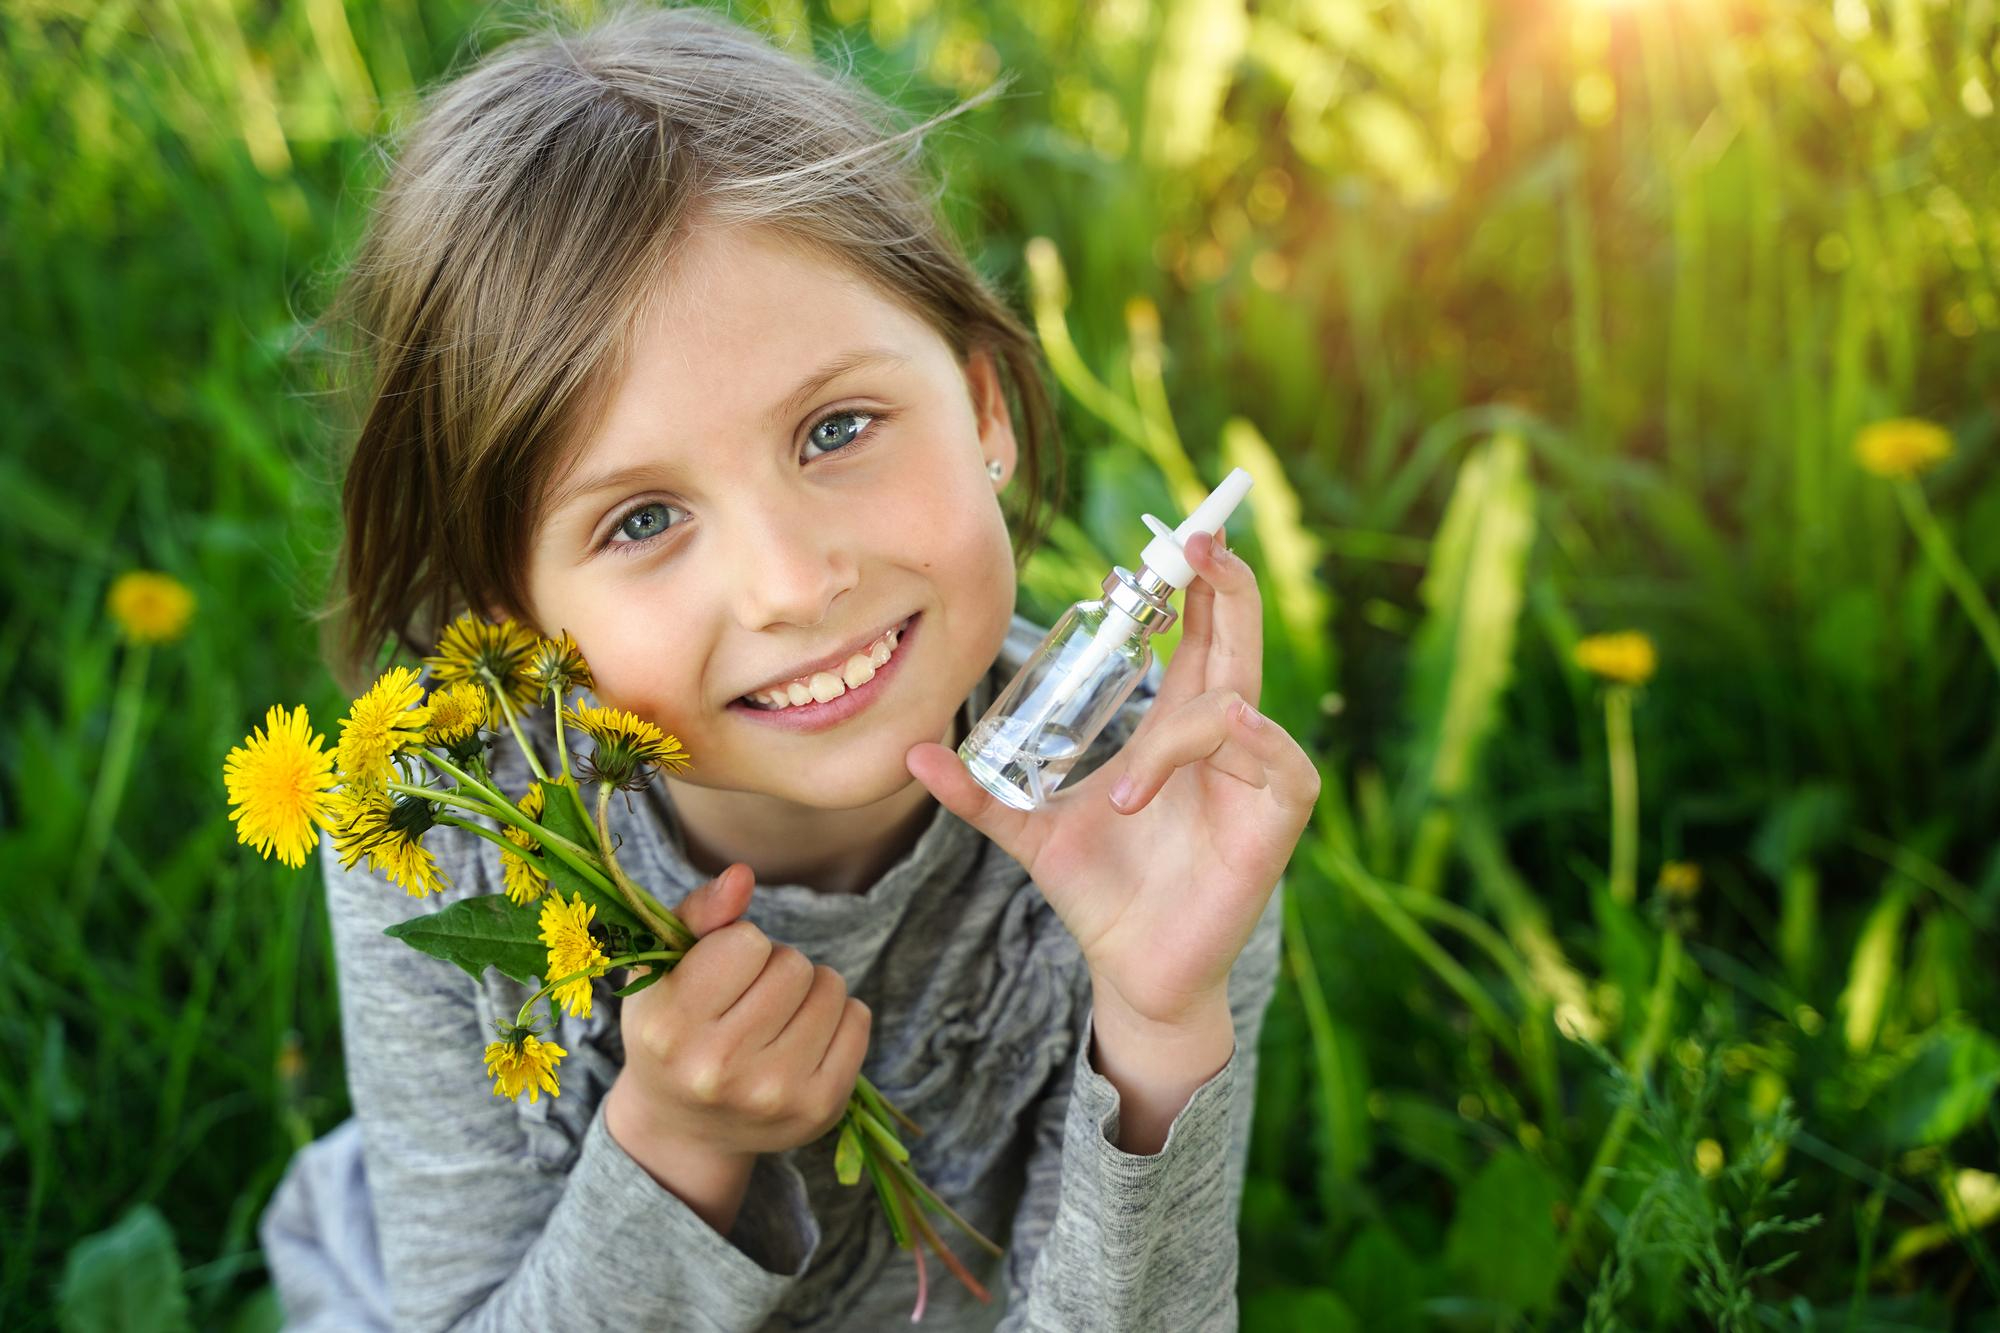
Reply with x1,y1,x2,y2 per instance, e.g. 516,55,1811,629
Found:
484,1026,567,1103
501,781,550,906
1658,860,1702,901
1574,631,1657,686
107,570,195,645
223,705,338,868
1854,417,1953,480
423,681,490,755
424,612,541,714
1694,1138,1725,1179
539,891,609,1019
327,785,448,898
524,629,594,700
561,702,691,792
335,666,432,791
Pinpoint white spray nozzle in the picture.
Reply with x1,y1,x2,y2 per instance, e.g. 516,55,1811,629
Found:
1137,467,1254,590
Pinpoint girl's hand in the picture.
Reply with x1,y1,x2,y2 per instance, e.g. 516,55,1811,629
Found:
606,864,872,1167
906,530,1320,1033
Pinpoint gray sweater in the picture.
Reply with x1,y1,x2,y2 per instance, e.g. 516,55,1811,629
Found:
259,612,1284,1331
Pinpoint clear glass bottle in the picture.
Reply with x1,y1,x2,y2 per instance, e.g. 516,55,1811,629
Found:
960,468,1254,811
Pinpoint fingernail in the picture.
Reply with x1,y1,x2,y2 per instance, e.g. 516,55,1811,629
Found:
1239,701,1265,730
1109,774,1135,809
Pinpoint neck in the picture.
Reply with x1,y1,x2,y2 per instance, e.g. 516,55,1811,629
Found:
662,706,966,896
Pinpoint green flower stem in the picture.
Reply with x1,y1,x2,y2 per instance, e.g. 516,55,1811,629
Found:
595,782,691,952
552,692,573,784
850,1103,911,1162
1605,685,1639,905
512,950,685,1027
415,748,509,806
479,669,551,784
73,638,150,910
387,776,616,901
1557,924,1683,1276
1897,478,2000,687
433,814,540,863
873,1127,1002,1258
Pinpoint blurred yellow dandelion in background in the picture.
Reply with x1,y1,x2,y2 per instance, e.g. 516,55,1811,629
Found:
107,570,195,644
335,666,432,790
223,705,337,868
1658,861,1702,900
483,1027,567,1103
1695,1138,1725,1179
1574,631,1657,686
538,892,608,1019
1854,417,1953,479
501,781,550,905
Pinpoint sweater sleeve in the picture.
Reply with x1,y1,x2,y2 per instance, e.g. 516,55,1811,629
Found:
316,822,824,1331
993,875,1285,1332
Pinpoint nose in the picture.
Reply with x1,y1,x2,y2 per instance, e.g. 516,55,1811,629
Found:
729,490,858,632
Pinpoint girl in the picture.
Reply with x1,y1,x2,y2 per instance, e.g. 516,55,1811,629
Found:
258,4,1320,1329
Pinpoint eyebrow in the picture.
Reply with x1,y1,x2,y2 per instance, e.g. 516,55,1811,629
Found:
547,346,912,517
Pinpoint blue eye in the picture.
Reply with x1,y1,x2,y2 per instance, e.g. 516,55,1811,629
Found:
605,500,685,555
801,409,877,461
600,408,888,558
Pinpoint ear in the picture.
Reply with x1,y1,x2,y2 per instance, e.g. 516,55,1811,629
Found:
965,344,1018,483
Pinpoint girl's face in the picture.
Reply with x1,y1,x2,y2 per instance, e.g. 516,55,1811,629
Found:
515,222,1019,811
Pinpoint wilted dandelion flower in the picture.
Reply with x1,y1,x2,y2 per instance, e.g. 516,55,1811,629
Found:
1658,860,1702,901
484,1022,567,1103
423,681,490,761
108,570,195,645
335,666,432,790
539,892,609,1019
224,705,338,868
327,785,447,898
1854,417,1953,479
562,703,691,792
1574,631,1657,686
524,630,594,700
501,781,550,905
424,612,542,714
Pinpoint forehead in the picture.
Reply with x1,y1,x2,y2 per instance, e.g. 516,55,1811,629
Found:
549,225,933,493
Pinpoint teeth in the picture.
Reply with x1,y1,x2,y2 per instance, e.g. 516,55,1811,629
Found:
745,622,904,711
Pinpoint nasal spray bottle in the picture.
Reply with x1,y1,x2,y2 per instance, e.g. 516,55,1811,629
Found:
959,467,1255,811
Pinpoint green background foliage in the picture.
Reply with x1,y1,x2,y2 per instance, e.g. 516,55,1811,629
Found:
3,0,1997,1327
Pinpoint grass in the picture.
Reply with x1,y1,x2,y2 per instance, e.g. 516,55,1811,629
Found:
3,0,1997,1327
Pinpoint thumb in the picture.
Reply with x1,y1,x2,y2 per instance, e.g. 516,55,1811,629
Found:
672,862,754,940
904,741,1036,865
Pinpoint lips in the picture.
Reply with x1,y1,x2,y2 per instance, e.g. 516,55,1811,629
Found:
732,613,914,706
724,611,921,733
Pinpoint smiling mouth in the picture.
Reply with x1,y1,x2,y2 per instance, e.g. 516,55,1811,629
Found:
734,614,914,711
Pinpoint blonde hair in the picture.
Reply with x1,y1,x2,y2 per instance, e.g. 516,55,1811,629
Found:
305,1,1063,696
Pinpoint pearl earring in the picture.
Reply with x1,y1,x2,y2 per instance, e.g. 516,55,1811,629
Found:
986,458,1004,482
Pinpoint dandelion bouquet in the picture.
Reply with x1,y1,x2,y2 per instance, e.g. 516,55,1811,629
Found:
224,612,999,1318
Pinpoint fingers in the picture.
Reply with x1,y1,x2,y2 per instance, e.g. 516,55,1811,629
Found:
664,919,773,1023
768,963,848,1059
1109,686,1317,815
904,741,1043,865
1182,529,1263,711
725,943,818,1049
808,997,873,1102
